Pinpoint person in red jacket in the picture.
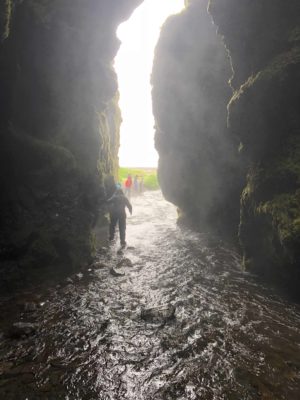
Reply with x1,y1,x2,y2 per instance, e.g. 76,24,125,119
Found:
124,174,132,197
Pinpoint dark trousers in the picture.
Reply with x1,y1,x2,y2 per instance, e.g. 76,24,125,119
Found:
109,212,126,244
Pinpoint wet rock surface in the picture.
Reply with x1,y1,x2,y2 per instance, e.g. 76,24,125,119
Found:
0,192,300,399
152,1,242,240
209,0,300,288
0,0,142,271
153,0,300,289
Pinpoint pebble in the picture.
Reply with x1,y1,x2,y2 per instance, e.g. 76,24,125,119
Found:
110,267,125,277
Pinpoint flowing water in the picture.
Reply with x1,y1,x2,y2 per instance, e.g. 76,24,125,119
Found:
1,191,300,399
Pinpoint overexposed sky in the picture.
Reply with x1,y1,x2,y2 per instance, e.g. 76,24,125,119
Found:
114,0,185,167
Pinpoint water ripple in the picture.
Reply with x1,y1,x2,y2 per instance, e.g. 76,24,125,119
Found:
0,191,300,399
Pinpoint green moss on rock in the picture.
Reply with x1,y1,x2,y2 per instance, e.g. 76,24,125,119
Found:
208,0,300,289
258,192,300,252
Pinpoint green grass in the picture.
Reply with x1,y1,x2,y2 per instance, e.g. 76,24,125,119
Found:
118,167,159,190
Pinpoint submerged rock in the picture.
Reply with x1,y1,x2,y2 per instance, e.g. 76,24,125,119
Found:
99,320,110,332
141,305,176,323
91,262,108,270
116,258,133,268
8,322,38,339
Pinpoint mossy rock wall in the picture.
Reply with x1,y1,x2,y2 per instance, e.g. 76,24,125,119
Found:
153,0,300,288
152,0,243,238
208,0,300,285
0,0,141,270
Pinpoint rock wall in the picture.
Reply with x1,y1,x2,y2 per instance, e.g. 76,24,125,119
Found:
152,0,243,239
209,0,300,285
153,0,300,287
0,0,141,270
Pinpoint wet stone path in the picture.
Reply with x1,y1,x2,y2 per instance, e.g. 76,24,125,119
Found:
0,191,300,399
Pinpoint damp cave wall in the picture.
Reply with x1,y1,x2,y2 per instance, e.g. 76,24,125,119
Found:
152,0,300,287
0,0,142,272
152,0,243,239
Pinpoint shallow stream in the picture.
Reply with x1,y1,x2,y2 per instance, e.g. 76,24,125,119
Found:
1,191,300,399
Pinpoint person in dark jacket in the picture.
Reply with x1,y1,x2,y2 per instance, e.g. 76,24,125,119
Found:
107,188,132,246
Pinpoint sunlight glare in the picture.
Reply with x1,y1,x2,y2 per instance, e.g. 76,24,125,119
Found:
114,0,185,167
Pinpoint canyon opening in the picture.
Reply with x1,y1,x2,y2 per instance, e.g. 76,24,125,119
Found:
0,1,300,399
114,0,185,168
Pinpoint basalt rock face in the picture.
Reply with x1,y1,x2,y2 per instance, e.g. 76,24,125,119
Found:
152,0,243,239
209,0,300,286
0,0,141,271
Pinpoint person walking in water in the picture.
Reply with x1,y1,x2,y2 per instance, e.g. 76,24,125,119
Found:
124,174,132,197
107,186,132,247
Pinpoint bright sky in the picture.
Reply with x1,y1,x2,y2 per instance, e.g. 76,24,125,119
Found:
114,0,185,168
